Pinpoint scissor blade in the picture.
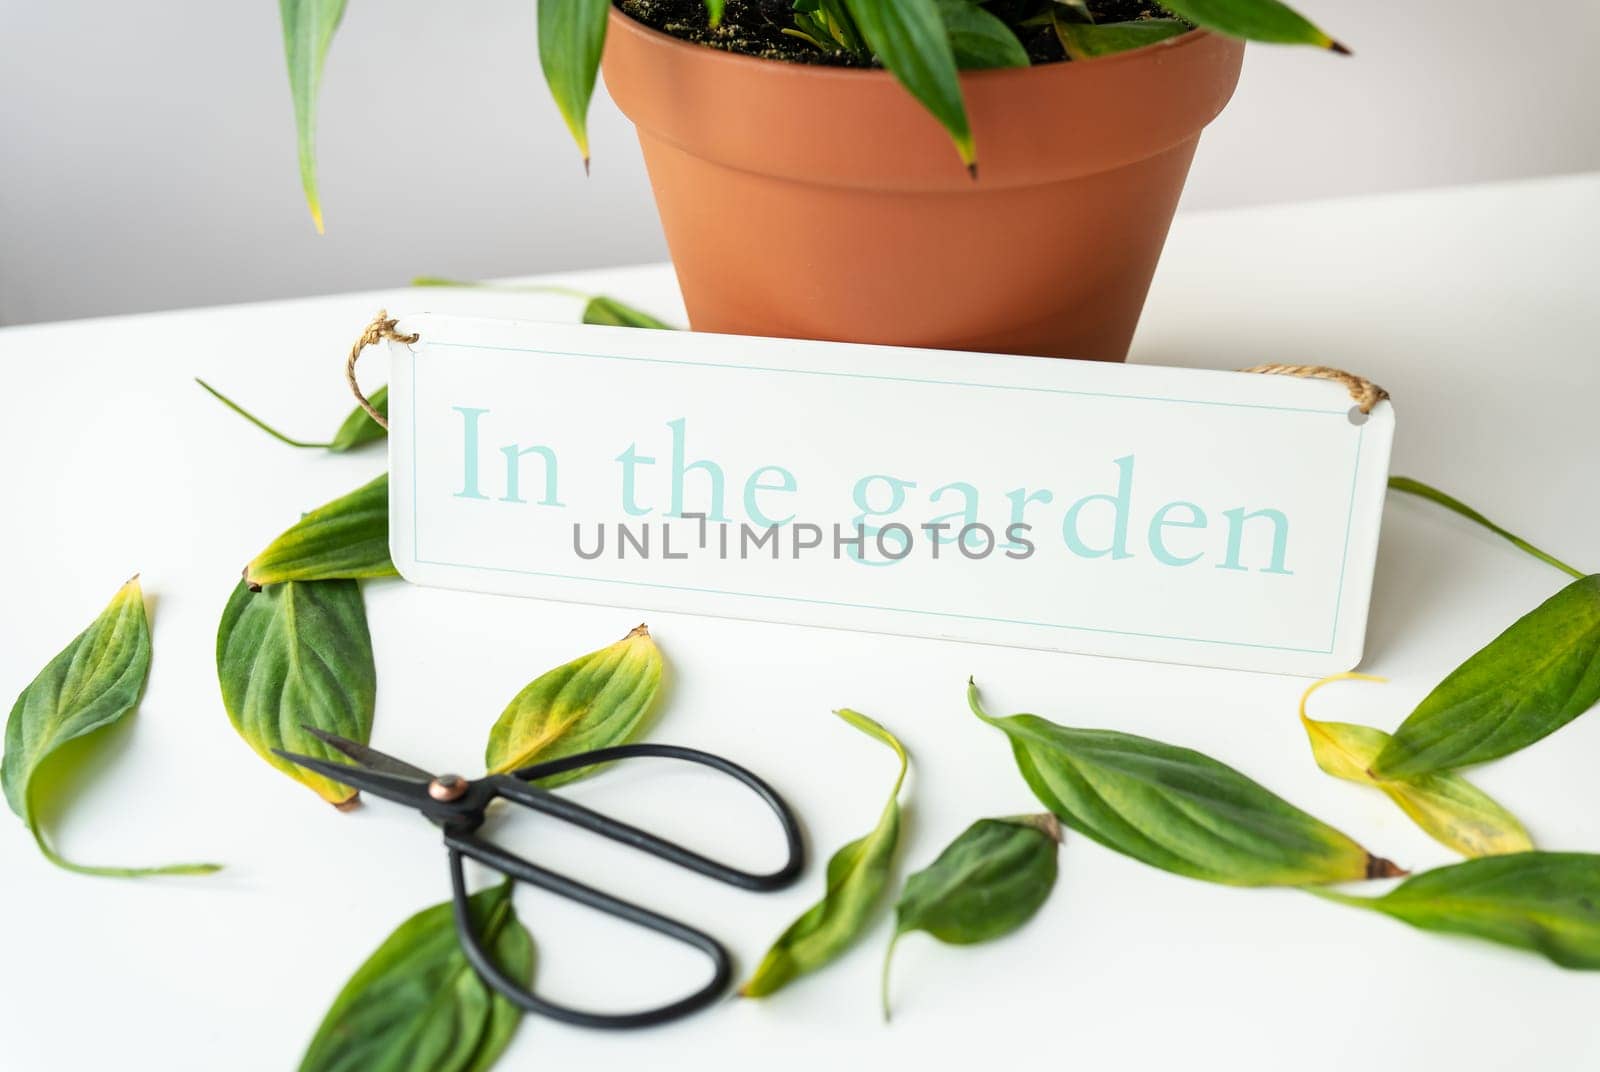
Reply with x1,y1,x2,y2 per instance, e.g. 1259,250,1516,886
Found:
273,749,434,811
298,725,434,782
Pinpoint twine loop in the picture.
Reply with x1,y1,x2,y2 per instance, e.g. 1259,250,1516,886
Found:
345,310,418,430
341,311,1388,429
1238,363,1390,414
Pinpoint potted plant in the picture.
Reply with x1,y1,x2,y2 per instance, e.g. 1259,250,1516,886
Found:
280,0,1344,360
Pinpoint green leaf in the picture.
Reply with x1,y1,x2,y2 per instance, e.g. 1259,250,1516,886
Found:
1155,0,1346,51
740,709,908,998
484,624,663,786
410,277,679,330
329,386,389,450
1389,476,1585,580
843,0,976,171
1317,853,1600,969
1373,575,1600,779
704,0,726,28
1053,16,1190,59
538,0,611,163
970,679,1401,886
789,0,870,54
245,474,397,588
3,579,147,824
882,814,1059,1020
581,295,676,330
410,276,591,300
1299,674,1532,858
300,881,534,1072
937,0,1029,68
195,378,387,452
279,0,348,232
2,578,220,877
217,578,377,807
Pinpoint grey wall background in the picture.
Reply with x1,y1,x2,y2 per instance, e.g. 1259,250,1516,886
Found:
2,0,1596,326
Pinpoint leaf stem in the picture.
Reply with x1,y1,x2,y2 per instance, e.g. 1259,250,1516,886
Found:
31,819,221,879
1303,885,1374,909
966,677,1000,725
194,378,332,449
1388,476,1585,580
1299,671,1386,725
881,932,899,1023
409,276,594,300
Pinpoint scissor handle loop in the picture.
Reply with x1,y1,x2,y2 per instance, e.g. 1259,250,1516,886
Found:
447,836,731,1029
500,742,805,891
447,742,805,1029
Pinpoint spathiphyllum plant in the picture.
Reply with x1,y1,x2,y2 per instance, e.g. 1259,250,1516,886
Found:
279,0,1341,229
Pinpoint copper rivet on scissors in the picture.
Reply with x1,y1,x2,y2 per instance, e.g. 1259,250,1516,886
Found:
429,774,468,802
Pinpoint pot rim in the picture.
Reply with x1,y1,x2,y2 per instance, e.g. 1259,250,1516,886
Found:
607,5,1219,85
604,5,1245,190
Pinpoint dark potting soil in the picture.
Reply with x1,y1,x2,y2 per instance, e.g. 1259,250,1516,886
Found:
617,0,1173,67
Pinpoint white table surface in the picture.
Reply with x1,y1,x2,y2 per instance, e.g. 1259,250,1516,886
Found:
2,173,1597,1071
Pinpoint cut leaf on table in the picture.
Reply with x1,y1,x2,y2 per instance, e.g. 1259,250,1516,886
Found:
1316,852,1600,969
882,813,1060,1019
1373,574,1600,779
1387,476,1585,580
216,578,377,807
245,473,397,588
196,377,387,452
1299,674,1532,858
2,577,220,876
580,294,675,329
741,709,909,999
410,277,678,330
970,679,1402,886
299,881,534,1072
484,624,664,787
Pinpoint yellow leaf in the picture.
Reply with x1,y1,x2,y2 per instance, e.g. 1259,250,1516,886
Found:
484,625,663,786
1300,674,1533,858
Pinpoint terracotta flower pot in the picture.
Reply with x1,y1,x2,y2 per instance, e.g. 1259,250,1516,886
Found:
602,10,1244,361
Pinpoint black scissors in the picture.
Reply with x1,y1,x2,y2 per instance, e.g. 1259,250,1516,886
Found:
276,727,805,1029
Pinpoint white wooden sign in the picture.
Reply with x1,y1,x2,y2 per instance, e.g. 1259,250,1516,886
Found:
386,314,1394,676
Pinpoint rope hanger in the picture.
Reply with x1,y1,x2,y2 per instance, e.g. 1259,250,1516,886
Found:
342,309,1391,427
